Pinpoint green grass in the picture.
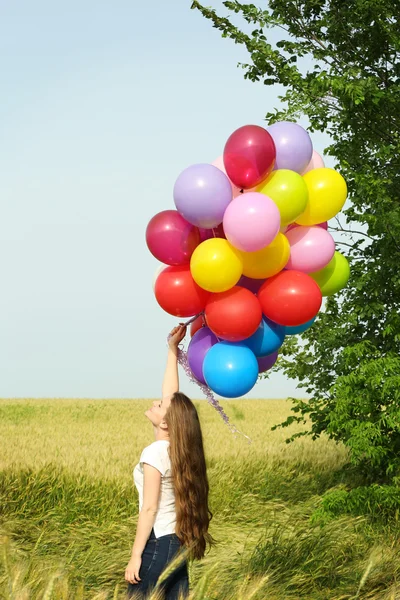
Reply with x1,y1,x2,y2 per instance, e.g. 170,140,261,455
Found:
1,398,399,599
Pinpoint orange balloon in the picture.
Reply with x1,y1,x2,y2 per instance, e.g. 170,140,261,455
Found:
237,233,290,279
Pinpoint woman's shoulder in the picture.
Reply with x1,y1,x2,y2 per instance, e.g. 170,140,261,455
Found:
142,440,170,456
140,440,171,475
145,439,170,449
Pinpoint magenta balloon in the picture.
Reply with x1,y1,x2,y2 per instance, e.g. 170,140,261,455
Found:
267,122,313,174
223,192,280,252
146,210,201,265
238,275,266,294
223,125,276,189
173,164,232,228
257,351,278,373
187,327,218,384
286,226,335,273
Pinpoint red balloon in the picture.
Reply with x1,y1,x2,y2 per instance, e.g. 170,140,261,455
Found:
205,286,263,342
258,270,322,327
146,210,201,265
223,125,276,190
190,314,207,337
155,266,210,317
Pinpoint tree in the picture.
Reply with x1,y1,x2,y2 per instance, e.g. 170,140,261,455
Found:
191,0,400,484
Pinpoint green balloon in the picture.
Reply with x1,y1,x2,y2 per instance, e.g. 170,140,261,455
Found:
310,251,350,296
257,169,308,226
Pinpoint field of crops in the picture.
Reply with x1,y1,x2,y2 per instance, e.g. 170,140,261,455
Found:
1,398,399,599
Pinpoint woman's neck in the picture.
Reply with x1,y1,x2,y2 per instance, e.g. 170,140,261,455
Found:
154,426,169,442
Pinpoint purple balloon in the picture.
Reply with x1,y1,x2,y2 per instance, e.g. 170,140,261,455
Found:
187,327,218,384
257,351,279,373
238,275,266,295
173,164,233,228
267,122,313,174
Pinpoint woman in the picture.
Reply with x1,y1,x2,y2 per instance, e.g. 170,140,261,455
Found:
125,324,213,599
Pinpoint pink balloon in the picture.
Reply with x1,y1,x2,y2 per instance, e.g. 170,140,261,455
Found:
146,210,201,265
212,156,257,197
212,156,242,198
223,192,281,252
285,226,335,273
286,221,328,233
302,150,325,174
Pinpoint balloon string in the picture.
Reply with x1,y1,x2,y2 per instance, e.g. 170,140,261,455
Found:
167,333,252,443
182,313,204,327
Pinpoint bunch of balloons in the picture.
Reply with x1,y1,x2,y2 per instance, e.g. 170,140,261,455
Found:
146,122,350,398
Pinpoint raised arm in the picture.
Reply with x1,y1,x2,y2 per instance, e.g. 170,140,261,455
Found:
162,324,187,401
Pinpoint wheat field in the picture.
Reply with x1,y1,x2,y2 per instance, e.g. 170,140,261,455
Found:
1,398,399,599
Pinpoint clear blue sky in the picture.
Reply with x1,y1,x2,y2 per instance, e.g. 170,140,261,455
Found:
0,1,334,399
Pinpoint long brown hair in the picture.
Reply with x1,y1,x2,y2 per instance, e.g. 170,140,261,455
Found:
165,392,213,560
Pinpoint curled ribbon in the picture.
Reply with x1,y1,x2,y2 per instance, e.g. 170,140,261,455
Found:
168,314,252,443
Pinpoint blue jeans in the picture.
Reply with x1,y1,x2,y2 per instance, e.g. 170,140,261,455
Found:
127,530,189,599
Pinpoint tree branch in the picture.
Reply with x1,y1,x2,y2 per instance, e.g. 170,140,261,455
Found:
329,226,376,241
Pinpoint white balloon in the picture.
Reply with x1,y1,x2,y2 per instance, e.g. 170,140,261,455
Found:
152,263,167,291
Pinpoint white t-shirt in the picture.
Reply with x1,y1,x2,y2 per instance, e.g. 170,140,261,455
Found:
133,440,177,538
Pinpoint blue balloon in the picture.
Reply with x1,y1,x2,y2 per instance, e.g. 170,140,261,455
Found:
285,317,316,335
203,341,258,398
242,316,285,357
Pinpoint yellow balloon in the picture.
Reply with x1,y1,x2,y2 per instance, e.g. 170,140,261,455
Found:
238,233,290,279
296,168,347,226
310,251,350,296
257,169,308,226
190,238,243,292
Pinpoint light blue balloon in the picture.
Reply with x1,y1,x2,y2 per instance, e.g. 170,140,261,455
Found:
242,316,285,357
285,317,316,335
203,341,258,398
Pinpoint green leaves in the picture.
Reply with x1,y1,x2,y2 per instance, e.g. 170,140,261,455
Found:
192,0,400,485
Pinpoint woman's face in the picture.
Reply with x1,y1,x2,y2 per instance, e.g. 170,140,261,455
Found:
145,399,168,428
